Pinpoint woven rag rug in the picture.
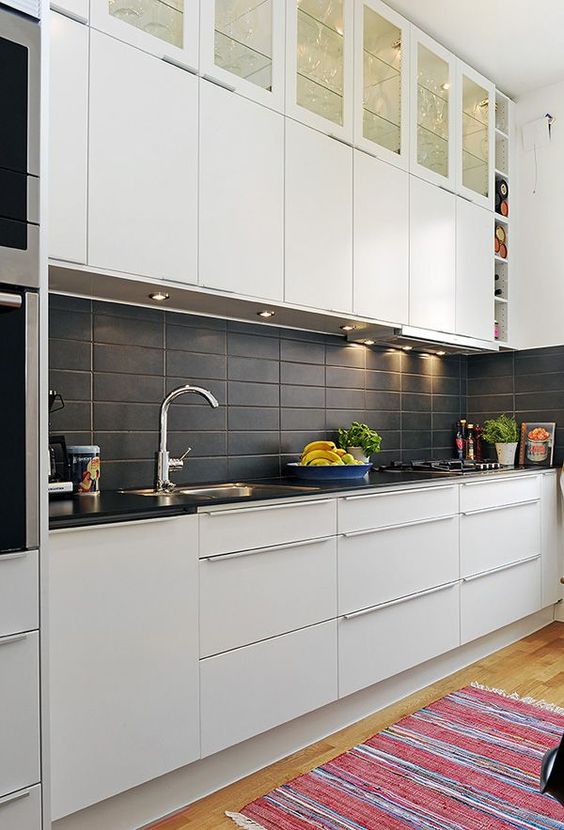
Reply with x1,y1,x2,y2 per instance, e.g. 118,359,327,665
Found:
227,683,564,829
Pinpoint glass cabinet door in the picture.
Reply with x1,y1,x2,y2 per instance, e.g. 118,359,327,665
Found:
92,0,198,68
457,62,494,209
200,1,285,111
286,0,354,141
354,0,409,169
410,28,456,190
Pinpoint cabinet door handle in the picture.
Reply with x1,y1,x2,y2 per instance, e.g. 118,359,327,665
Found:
342,514,456,538
461,476,538,487
202,73,236,92
51,515,187,534
0,789,31,809
342,484,455,501
461,498,538,516
50,3,88,23
0,633,28,647
343,581,458,620
0,292,22,309
204,535,333,562
162,56,198,75
202,498,331,517
462,554,541,583
0,551,30,562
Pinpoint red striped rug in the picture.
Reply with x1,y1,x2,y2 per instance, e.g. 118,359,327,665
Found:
227,684,564,830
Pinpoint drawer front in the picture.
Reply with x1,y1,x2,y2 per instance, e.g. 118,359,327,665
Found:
200,620,338,757
339,515,459,615
200,537,337,657
0,631,40,797
339,582,460,699
0,550,38,638
461,501,540,577
338,485,458,534
460,475,540,513
199,498,337,557
461,556,542,644
0,785,41,830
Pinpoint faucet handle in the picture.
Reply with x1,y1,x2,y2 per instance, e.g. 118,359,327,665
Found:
169,447,192,470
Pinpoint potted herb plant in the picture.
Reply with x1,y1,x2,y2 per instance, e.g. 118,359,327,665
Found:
337,422,382,465
482,414,519,466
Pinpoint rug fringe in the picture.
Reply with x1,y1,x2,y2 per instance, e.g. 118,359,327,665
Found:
225,811,268,830
471,682,564,716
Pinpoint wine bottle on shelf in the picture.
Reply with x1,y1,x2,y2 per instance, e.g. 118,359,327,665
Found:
499,242,508,259
500,199,509,216
467,425,475,461
495,225,506,243
497,178,509,199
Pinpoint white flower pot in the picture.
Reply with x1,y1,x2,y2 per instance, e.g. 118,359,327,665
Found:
495,442,518,466
347,446,370,464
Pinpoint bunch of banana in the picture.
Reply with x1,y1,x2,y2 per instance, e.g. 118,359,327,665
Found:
300,440,363,466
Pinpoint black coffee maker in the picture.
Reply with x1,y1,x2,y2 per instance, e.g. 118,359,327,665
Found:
49,390,73,496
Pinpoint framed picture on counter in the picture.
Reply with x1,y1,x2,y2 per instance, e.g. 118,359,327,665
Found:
518,422,556,467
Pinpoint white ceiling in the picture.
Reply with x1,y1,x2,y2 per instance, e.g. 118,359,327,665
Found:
386,0,564,99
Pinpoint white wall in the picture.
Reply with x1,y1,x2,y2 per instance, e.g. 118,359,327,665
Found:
512,79,564,349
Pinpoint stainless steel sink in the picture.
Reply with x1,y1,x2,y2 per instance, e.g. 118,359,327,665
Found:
120,482,319,499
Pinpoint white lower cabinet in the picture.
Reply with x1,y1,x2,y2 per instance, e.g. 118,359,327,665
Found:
0,785,42,830
461,556,542,644
459,475,540,513
49,517,200,820
0,631,40,798
338,484,458,534
200,620,338,757
460,500,540,577
0,550,38,638
541,472,562,607
339,582,460,699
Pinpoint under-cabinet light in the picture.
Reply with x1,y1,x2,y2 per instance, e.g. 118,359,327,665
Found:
402,345,413,351
148,291,169,302
363,339,375,346
436,350,446,356
257,310,276,319
340,325,355,332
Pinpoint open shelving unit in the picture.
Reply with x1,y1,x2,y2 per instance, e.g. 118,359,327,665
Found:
494,90,511,346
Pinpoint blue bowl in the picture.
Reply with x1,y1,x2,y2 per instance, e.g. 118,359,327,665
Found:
287,462,372,480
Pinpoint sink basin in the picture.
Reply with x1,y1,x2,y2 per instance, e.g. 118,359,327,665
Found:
120,482,319,499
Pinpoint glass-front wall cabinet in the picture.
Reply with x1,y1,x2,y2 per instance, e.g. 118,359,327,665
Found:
355,0,409,169
458,63,494,209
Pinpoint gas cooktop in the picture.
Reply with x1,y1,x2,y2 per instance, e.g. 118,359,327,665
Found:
379,459,504,475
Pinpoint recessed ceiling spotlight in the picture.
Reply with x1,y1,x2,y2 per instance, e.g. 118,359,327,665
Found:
340,324,355,332
402,345,413,351
363,339,375,346
257,310,275,319
148,291,169,302
436,350,446,356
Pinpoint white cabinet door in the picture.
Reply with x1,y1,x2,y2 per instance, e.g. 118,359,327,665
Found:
0,785,42,830
456,61,495,210
460,501,540,578
49,12,88,264
199,80,284,300
338,483,458,534
91,0,198,68
410,175,456,333
0,551,38,638
49,517,200,820
456,197,494,341
286,0,354,141
353,150,408,324
88,30,198,284
285,120,353,312
541,472,562,607
200,0,285,112
354,0,410,170
50,0,88,22
410,27,456,191
459,475,540,513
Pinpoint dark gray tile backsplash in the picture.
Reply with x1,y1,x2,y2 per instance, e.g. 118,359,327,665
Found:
49,295,467,488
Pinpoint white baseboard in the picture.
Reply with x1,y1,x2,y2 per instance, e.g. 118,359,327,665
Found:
53,607,557,830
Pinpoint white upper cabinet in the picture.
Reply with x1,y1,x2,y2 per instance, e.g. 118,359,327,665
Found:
410,175,456,333
354,0,409,170
456,61,495,209
410,27,456,191
49,12,88,264
456,197,494,341
50,0,89,22
285,120,353,313
91,0,198,68
200,0,285,111
199,80,284,301
88,30,198,284
286,0,354,142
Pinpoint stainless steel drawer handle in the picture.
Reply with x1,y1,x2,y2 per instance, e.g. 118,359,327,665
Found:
461,499,538,516
203,499,331,517
0,292,23,309
342,514,456,538
462,554,541,583
204,536,333,562
343,484,455,502
0,633,28,647
50,3,88,23
202,73,236,92
162,55,198,75
343,581,458,620
0,789,31,809
461,476,539,487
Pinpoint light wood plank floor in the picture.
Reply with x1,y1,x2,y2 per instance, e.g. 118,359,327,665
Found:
150,622,564,830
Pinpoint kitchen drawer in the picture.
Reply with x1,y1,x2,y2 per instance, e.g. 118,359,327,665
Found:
0,550,38,638
338,484,458,535
200,620,338,757
461,500,540,577
200,536,337,657
339,515,459,615
0,785,41,830
0,631,40,798
199,498,337,557
461,556,541,644
459,475,540,513
339,582,460,699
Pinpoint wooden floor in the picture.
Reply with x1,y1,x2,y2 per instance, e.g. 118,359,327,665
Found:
151,622,564,830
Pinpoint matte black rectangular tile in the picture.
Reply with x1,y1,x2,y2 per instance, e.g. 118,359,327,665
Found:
402,412,431,431
49,401,91,432
50,294,91,313
228,432,280,456
368,411,400,430
326,366,364,389
280,339,325,365
228,381,279,407
94,431,158,461
49,369,91,401
433,356,462,378
401,447,432,463
379,430,401,450
326,387,365,409
468,375,514,396
227,319,281,338
513,409,564,423
228,332,279,360
432,430,455,449
469,394,514,413
166,325,226,355
49,308,92,341
432,375,460,396
280,384,325,408
228,455,280,480
94,343,163,377
228,407,280,431
401,393,431,412
431,447,457,461
280,361,324,386
94,402,161,432
61,431,93,447
174,457,229,485
101,460,155,490
325,410,367,431
326,343,366,368
280,408,325,431
365,391,401,410
93,300,163,323
167,351,226,380
402,374,432,394
515,391,564,411
365,370,401,392
515,372,564,394
281,431,331,454
167,404,227,432
94,373,164,404
94,313,163,348
50,338,91,371
166,311,227,331
165,377,227,405
228,355,279,383
366,349,402,373
432,395,463,414
467,352,514,379
281,327,331,344
401,353,434,376
168,431,227,458
433,412,459,431
402,431,432,450
515,349,564,376
373,449,399,466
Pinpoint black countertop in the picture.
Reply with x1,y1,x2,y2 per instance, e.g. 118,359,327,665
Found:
48,466,553,530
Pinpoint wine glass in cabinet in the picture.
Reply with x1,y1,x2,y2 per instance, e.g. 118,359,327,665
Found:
456,61,494,209
286,0,354,142
410,27,456,191
92,0,199,69
200,0,285,111
354,0,409,170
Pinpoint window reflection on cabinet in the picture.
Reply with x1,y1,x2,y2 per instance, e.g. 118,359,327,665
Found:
458,63,494,209
354,0,409,169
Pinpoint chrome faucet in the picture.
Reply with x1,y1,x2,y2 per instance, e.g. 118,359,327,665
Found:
155,385,219,491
